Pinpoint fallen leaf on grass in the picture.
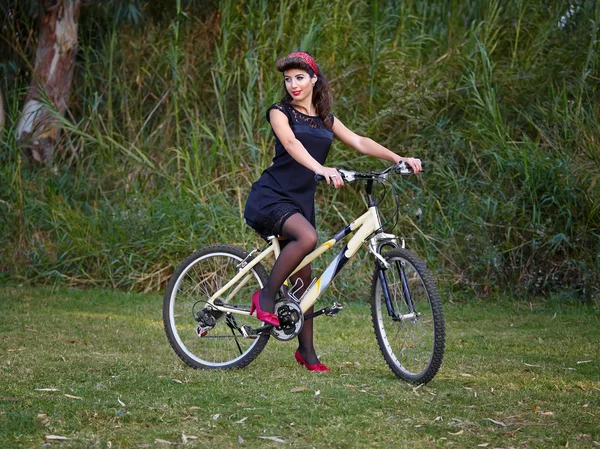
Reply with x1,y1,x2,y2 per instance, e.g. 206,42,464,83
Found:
212,413,221,420
37,414,50,425
448,430,463,436
46,435,68,441
412,384,424,395
258,436,286,443
290,386,309,393
486,418,507,427
64,394,82,400
182,434,198,444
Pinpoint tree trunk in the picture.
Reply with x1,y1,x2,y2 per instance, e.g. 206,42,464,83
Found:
16,0,81,165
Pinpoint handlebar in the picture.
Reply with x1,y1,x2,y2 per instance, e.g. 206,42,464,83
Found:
314,161,425,183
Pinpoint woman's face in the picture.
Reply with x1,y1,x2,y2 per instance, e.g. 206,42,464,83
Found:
283,69,317,103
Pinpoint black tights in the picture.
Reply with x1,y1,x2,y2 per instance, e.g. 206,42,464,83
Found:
259,213,322,365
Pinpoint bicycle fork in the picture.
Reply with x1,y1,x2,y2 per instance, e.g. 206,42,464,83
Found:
378,261,418,321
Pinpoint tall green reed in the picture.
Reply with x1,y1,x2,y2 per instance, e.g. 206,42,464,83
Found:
0,0,597,300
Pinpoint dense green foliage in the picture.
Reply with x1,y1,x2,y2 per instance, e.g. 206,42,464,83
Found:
1,1,599,300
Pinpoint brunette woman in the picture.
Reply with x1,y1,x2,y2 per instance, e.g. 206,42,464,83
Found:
244,51,422,372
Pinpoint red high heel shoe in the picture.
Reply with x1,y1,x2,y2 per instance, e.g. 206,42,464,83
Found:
250,290,280,327
295,349,329,373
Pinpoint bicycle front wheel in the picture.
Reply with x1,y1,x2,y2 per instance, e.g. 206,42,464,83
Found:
371,248,445,384
163,245,270,370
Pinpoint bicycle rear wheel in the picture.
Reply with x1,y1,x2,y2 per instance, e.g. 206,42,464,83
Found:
163,245,270,369
371,248,445,384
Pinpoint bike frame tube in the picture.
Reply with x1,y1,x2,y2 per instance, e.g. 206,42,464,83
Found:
207,240,280,313
297,207,380,313
208,207,382,316
290,207,374,277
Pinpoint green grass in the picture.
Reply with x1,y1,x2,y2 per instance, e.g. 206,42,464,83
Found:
1,287,598,448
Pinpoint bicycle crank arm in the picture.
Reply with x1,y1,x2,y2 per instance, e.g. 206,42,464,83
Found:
304,302,344,320
240,323,275,337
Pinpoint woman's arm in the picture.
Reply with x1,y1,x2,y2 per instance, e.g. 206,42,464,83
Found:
270,109,344,187
332,117,422,173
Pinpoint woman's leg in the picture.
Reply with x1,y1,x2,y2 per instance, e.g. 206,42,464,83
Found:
289,265,322,366
259,213,317,315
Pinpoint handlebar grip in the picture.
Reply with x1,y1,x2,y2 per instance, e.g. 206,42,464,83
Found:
314,170,345,182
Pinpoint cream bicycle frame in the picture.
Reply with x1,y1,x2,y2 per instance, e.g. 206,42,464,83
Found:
206,205,389,317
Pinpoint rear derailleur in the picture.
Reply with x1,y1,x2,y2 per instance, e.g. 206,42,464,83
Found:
194,300,225,337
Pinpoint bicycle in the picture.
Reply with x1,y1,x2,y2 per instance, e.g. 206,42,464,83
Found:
163,162,445,384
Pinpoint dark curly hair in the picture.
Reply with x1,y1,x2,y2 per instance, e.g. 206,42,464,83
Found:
275,52,334,129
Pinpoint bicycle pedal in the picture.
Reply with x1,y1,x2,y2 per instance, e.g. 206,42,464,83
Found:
325,302,343,316
240,324,259,338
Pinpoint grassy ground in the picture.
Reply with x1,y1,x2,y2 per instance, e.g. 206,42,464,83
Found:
1,286,598,449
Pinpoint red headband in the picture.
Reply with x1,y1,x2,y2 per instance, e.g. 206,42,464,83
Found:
286,52,319,76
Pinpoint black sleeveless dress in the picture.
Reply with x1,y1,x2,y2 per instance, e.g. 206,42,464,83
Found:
244,102,334,237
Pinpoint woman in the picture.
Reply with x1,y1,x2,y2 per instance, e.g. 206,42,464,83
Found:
244,51,422,372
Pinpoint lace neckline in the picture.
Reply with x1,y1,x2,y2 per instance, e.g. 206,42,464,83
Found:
289,103,318,118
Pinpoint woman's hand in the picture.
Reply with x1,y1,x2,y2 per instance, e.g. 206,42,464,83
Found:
316,166,344,188
397,157,423,174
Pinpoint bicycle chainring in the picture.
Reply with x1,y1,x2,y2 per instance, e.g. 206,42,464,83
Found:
271,299,304,341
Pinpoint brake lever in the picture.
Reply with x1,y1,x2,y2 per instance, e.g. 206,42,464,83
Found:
394,161,426,175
